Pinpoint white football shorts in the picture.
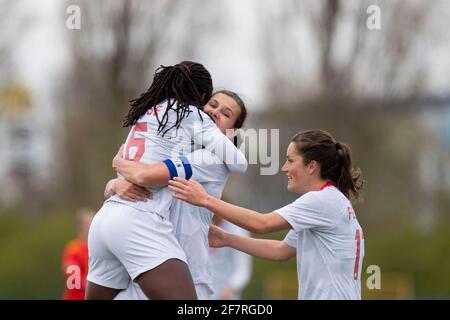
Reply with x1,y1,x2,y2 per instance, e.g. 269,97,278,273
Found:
87,201,187,289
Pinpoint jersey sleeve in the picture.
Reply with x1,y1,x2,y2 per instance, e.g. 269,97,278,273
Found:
274,192,336,232
189,112,248,173
163,149,227,183
283,230,297,248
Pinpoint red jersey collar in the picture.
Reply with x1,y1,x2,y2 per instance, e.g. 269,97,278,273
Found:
320,181,336,190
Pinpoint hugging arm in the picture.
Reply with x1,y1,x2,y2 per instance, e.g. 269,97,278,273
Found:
112,152,171,188
104,178,152,202
112,144,244,190
106,146,194,199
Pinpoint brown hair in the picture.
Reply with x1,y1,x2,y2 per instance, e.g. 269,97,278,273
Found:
291,130,363,200
212,90,247,129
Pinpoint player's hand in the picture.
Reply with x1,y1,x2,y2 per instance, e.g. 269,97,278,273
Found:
114,179,152,202
168,177,209,207
112,145,125,172
208,225,229,248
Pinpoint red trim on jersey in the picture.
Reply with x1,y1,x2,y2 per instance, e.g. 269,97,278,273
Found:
320,181,336,190
354,229,361,280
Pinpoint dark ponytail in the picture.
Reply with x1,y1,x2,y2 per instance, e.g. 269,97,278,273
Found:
291,130,363,200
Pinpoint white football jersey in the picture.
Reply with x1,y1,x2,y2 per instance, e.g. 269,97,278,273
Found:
113,149,245,300
169,149,235,292
276,185,364,300
108,100,247,219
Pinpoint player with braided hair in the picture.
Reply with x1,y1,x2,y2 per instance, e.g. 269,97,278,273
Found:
86,62,247,300
123,62,213,134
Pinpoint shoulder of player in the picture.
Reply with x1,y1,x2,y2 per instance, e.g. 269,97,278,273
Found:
315,187,352,220
293,189,322,204
305,186,345,199
186,104,206,115
188,150,230,175
293,187,347,210
183,105,214,123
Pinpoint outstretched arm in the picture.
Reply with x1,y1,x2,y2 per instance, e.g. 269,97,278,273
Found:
209,225,296,261
169,178,291,234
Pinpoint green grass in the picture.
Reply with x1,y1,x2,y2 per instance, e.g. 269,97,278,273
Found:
0,209,449,299
0,210,75,299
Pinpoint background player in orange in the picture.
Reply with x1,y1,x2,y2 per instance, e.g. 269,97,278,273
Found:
61,208,95,300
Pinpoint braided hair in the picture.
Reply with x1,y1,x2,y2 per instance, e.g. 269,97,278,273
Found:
123,61,213,136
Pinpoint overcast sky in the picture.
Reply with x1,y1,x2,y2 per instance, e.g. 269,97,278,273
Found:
12,0,265,112
10,0,450,116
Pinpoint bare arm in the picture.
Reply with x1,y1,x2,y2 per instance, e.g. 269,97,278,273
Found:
169,178,291,234
104,178,152,202
112,148,170,188
209,225,296,261
104,179,116,199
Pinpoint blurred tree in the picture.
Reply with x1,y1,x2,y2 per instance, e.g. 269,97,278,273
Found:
0,1,34,83
0,0,14,80
0,1,39,210
257,0,436,102
229,0,449,236
57,0,217,208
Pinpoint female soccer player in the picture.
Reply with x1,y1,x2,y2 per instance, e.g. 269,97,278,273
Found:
169,130,365,300
86,63,247,300
103,90,249,300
